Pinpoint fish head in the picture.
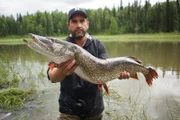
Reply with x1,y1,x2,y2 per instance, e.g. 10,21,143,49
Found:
24,33,76,63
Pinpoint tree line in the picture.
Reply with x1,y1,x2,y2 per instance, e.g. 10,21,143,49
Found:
0,0,179,37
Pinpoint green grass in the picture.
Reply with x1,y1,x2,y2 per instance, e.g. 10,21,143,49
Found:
103,88,151,120
0,88,36,110
94,33,180,42
0,33,180,45
0,38,24,45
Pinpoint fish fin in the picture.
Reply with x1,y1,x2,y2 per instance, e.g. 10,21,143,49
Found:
48,62,55,70
103,83,110,95
98,84,110,95
144,68,158,86
131,73,139,80
128,56,142,64
98,84,103,90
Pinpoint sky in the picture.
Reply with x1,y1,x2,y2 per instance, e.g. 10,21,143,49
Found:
0,0,166,17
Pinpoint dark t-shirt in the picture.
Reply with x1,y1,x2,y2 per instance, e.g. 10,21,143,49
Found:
50,34,108,118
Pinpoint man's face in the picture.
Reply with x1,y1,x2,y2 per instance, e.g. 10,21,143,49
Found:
68,14,89,40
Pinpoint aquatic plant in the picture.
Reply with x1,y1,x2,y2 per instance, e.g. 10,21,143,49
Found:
0,88,36,110
103,86,151,120
0,53,20,88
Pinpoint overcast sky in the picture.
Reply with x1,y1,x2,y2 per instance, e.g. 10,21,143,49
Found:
0,0,166,17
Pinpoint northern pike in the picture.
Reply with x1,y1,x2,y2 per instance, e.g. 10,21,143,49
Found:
23,34,158,94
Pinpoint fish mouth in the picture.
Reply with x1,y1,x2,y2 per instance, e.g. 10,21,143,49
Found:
30,33,53,46
23,33,41,43
23,33,56,57
28,33,53,50
23,33,76,64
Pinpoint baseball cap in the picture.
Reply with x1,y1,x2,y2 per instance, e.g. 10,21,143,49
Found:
68,7,87,20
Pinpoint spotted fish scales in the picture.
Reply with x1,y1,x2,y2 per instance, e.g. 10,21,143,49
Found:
23,33,158,86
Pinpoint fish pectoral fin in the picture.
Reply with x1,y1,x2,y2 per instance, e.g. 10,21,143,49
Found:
48,62,56,70
98,83,110,95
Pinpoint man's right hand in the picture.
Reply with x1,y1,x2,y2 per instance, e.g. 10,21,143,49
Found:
48,59,77,82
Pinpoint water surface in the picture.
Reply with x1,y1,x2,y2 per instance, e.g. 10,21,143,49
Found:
0,41,180,120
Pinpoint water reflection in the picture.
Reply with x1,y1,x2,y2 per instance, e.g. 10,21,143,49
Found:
0,45,48,62
1,41,179,79
0,45,54,91
0,41,180,120
104,41,180,79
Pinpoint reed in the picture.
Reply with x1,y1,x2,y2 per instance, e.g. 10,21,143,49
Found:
0,53,19,88
103,87,152,120
0,53,39,111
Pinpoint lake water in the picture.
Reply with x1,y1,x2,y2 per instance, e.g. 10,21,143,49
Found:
0,41,180,120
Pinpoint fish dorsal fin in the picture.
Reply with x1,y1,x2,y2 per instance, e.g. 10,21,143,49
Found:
128,56,142,64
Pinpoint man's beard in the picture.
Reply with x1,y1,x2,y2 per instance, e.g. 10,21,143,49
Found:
71,30,86,40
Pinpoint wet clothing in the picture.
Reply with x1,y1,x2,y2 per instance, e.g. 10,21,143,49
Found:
48,34,107,119
59,34,107,119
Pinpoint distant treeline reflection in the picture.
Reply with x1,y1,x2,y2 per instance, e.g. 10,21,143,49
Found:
0,41,180,79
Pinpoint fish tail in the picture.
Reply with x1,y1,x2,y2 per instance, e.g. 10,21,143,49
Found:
144,68,158,86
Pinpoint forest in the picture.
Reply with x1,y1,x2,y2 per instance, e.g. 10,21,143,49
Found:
0,0,179,37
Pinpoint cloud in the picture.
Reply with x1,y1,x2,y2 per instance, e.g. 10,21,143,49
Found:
0,0,98,16
0,0,166,17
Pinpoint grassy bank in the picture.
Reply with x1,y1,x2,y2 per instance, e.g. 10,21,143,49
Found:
94,33,180,42
0,33,180,45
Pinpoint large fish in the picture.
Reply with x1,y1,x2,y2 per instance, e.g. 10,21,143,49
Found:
23,34,158,94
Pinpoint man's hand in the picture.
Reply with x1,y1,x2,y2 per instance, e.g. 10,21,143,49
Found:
118,71,130,79
56,59,77,76
48,58,77,82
